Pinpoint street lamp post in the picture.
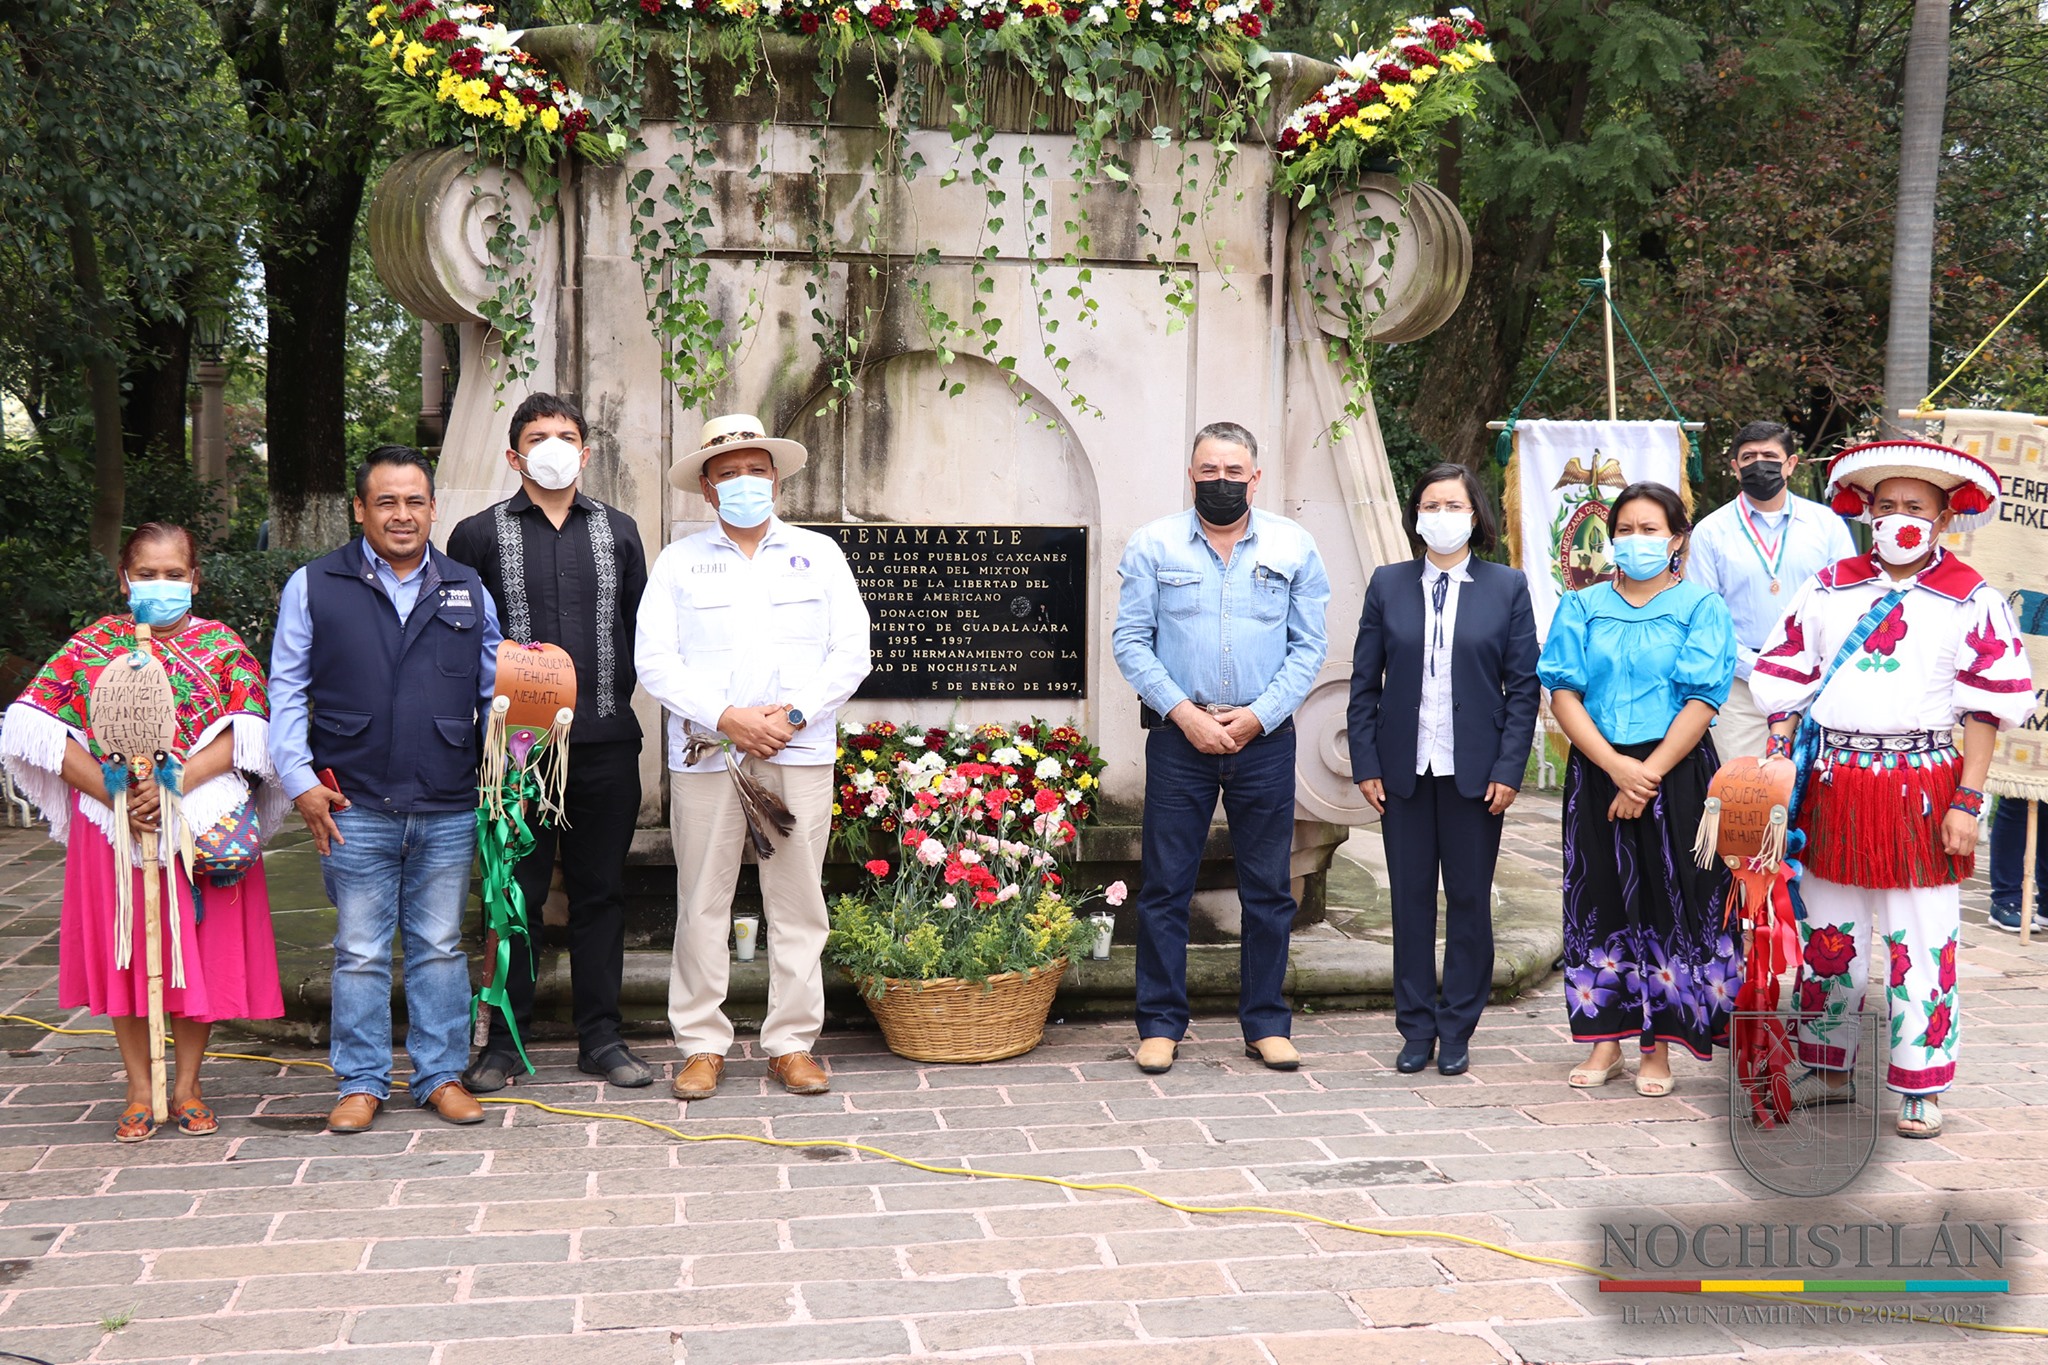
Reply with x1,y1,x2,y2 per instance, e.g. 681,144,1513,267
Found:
192,309,233,524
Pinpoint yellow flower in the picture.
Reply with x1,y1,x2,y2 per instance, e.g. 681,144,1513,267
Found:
1361,103,1392,122
500,91,527,129
1018,744,1039,760
1411,65,1434,86
436,70,461,101
402,40,432,76
832,803,842,815
861,749,877,762
1076,773,1096,790
368,3,388,20
370,30,387,47
540,107,560,132
1384,84,1417,111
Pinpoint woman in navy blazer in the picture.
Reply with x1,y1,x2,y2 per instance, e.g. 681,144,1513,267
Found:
1347,464,1540,1076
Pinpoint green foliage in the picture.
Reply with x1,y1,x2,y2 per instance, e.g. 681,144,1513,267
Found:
828,890,1097,990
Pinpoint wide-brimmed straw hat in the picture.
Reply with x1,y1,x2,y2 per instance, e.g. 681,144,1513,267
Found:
1823,438,2001,532
666,413,808,490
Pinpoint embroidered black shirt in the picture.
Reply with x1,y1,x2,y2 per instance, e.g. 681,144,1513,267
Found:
446,489,648,745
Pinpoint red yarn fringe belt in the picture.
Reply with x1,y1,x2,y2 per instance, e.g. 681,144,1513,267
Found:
1797,740,1971,889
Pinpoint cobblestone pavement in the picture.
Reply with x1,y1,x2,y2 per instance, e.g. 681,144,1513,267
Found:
3,819,2046,1365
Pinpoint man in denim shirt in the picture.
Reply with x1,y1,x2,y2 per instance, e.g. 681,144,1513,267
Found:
1112,422,1331,1074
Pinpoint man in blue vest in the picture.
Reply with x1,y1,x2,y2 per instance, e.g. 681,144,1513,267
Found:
269,445,504,1133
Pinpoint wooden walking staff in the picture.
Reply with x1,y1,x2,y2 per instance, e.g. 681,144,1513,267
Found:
1600,232,1619,422
87,623,181,1123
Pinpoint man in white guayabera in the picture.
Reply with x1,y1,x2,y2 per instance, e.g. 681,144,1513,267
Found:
635,414,871,1102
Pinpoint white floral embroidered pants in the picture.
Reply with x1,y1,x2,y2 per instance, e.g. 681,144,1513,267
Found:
1792,876,1961,1095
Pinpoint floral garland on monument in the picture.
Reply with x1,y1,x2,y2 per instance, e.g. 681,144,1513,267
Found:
1274,8,1492,208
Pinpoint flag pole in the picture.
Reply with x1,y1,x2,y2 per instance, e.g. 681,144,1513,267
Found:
1601,232,1619,422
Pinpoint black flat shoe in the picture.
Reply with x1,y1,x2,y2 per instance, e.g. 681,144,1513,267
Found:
1437,1042,1470,1076
461,1052,520,1094
579,1043,655,1088
1395,1039,1435,1074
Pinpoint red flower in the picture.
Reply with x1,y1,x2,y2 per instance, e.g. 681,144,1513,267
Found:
399,0,437,19
1034,788,1063,814
1239,15,1261,36
1795,974,1829,1020
1864,604,1909,657
422,18,460,41
1894,521,1925,550
1921,1000,1953,1051
1803,924,1857,978
879,816,897,832
1937,937,1957,993
640,0,662,13
864,859,890,876
1043,872,1062,887
981,9,1005,27
448,46,485,77
1889,939,1911,989
868,4,895,26
975,889,999,905
800,13,821,32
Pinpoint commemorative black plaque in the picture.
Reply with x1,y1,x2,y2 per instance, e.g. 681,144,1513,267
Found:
799,524,1088,700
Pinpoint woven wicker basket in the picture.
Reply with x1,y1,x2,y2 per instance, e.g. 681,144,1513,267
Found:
854,958,1070,1063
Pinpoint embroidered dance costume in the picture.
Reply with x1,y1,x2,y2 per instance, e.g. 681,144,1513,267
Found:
1539,580,1742,1061
0,616,289,1022
1749,442,2033,1097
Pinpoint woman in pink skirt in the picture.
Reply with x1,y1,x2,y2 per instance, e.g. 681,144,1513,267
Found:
1,523,288,1141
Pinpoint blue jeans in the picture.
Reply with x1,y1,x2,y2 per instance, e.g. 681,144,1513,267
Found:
1989,798,2048,914
322,807,476,1104
1134,722,1298,1042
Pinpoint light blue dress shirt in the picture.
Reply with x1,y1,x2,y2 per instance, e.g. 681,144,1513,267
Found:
269,544,503,800
1685,493,1855,679
1537,580,1735,746
1112,508,1331,735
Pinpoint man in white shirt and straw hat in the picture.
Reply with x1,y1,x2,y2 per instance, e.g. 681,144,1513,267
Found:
635,414,872,1100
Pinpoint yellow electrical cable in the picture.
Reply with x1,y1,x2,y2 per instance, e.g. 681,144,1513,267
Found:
4,1013,2041,1337
1919,268,2048,412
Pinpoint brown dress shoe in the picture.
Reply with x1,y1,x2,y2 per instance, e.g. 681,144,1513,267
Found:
670,1053,726,1101
423,1081,486,1125
1244,1036,1301,1071
767,1052,830,1095
327,1094,381,1133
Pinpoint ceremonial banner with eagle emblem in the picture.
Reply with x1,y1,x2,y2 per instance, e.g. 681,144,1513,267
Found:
1504,420,1690,639
1935,408,2048,800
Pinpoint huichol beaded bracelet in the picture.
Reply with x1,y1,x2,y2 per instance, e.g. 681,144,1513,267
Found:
1950,785,1987,818
1765,733,1794,760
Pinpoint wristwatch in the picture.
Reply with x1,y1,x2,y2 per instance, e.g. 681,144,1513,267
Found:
785,707,806,729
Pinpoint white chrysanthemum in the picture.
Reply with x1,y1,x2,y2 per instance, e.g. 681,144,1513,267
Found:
852,769,876,791
1034,756,1064,781
991,746,1022,767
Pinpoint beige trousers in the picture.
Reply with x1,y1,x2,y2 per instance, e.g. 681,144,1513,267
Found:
1713,676,1770,763
666,763,834,1058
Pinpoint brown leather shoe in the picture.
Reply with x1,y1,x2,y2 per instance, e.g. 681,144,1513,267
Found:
423,1081,486,1125
327,1094,381,1133
670,1052,726,1101
767,1051,830,1095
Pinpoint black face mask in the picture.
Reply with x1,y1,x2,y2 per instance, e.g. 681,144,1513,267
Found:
1738,459,1787,502
1193,477,1251,526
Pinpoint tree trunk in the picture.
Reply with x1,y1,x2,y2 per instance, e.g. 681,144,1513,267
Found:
1881,0,1951,435
121,309,193,463
261,167,364,550
63,195,126,564
1407,201,1568,470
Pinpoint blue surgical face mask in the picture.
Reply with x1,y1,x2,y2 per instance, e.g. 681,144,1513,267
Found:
714,474,775,529
1609,535,1673,582
126,579,193,627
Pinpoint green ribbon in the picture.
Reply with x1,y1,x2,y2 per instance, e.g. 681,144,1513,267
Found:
473,760,540,1074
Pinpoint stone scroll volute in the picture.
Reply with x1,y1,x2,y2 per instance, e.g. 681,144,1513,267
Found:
367,148,546,325
1289,173,1472,345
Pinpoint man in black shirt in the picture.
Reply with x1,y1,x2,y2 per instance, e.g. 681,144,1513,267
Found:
446,393,653,1089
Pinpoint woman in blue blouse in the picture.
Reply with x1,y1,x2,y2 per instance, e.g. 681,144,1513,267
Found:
1538,482,1738,1097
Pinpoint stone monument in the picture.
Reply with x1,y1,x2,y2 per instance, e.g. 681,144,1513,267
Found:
367,32,1472,941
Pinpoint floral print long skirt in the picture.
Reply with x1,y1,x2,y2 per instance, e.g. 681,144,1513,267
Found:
1561,739,1739,1061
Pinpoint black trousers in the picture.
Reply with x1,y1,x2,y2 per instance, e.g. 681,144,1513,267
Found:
484,739,642,1058
1379,771,1502,1046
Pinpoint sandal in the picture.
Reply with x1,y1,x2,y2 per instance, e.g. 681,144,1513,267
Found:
1635,1071,1676,1098
1568,1056,1626,1088
1788,1069,1856,1109
173,1099,219,1136
1897,1095,1942,1139
115,1106,157,1144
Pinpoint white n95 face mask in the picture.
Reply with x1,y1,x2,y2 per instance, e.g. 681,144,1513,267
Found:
522,436,583,491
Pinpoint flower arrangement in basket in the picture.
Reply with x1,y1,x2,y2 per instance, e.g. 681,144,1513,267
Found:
826,720,1126,1062
1274,8,1493,207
